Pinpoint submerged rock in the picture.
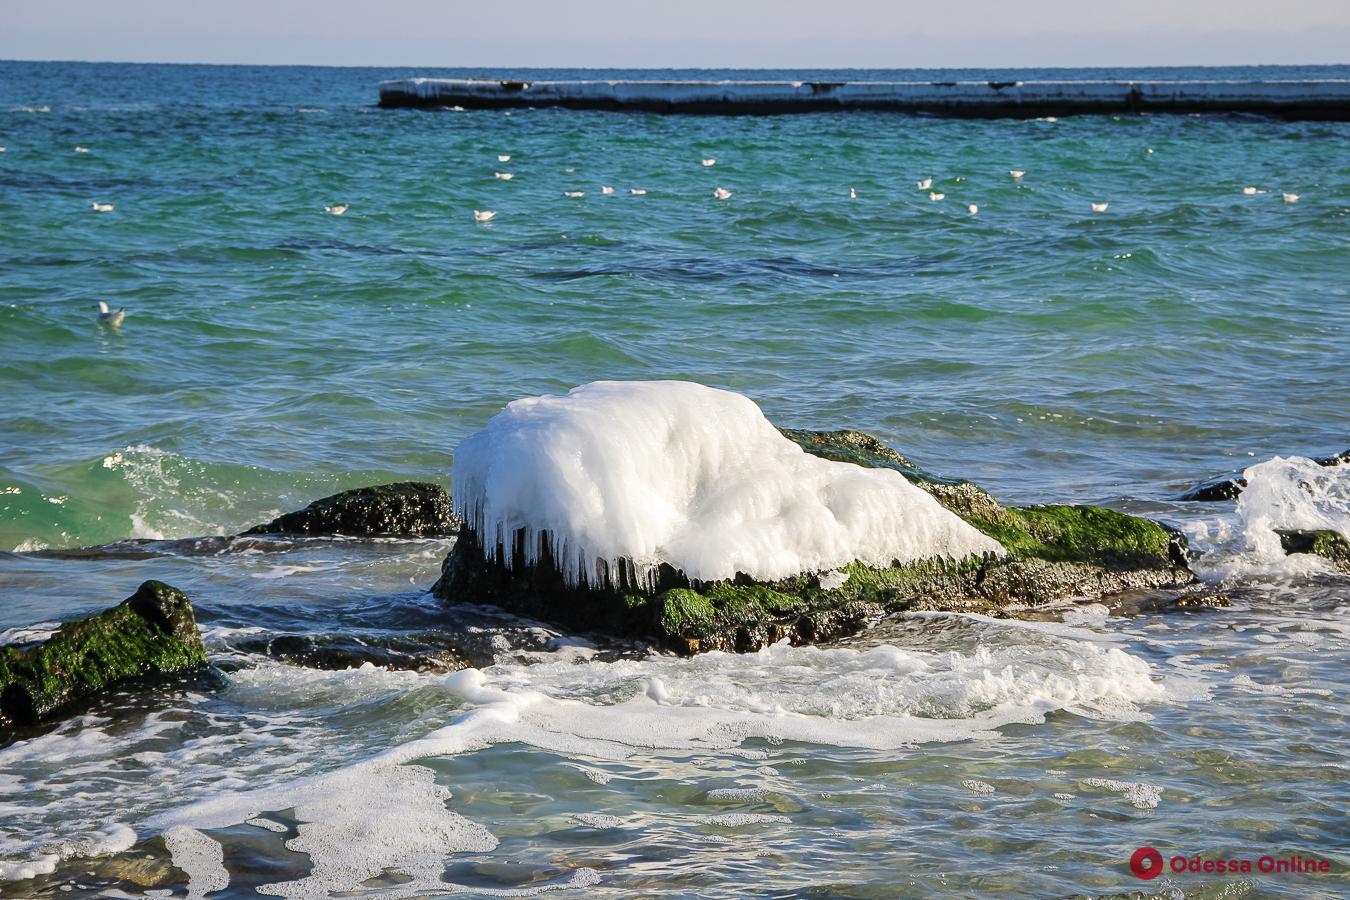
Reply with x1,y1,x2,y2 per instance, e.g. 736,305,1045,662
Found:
1178,448,1348,501
0,581,207,726
1277,529,1350,572
234,632,469,673
242,482,458,537
434,427,1194,654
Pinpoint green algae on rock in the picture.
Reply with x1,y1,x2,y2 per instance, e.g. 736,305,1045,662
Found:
0,581,207,726
243,482,458,537
1277,529,1350,572
433,429,1194,654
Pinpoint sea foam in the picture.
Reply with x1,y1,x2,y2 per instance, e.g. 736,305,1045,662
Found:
452,381,1003,589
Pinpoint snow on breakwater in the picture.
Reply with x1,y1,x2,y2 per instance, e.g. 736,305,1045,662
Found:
451,381,1003,589
378,78,1350,119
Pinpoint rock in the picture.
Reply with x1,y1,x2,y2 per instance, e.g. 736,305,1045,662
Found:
1276,529,1350,572
1171,592,1231,608
433,429,1194,654
1177,448,1348,501
234,632,469,673
242,482,458,537
0,581,208,726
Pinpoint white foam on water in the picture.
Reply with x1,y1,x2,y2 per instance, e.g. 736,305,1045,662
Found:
698,813,790,826
162,826,229,900
452,381,1002,590
1081,777,1162,809
1185,455,1350,581
0,622,60,646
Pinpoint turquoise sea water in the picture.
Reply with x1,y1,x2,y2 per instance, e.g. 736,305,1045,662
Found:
0,62,1348,898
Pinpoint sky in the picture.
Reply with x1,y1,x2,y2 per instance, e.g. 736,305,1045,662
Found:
2,0,1347,68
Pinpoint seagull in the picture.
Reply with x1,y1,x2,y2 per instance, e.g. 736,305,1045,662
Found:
849,188,857,199
601,185,614,194
967,204,979,215
1090,202,1109,212
563,190,585,198
929,191,944,201
93,301,125,327
1282,193,1299,203
629,188,647,195
917,177,932,190
494,172,513,180
1242,186,1262,195
497,154,511,162
473,210,496,222
90,202,114,212
701,158,716,167
1146,148,1154,155
0,146,6,152
713,187,733,200
74,146,90,153
323,204,348,215
1009,170,1025,179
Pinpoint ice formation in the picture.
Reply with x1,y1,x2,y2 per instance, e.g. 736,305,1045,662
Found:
452,380,1003,589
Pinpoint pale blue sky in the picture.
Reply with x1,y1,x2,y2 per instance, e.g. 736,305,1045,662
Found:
3,0,1347,67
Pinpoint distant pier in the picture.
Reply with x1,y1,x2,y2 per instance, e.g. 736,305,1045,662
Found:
378,78,1350,119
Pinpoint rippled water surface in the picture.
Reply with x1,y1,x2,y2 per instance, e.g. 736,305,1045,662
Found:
0,62,1347,898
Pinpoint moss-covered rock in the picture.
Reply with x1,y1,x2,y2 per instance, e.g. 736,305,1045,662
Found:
242,482,457,537
433,428,1194,654
1178,448,1348,502
1277,529,1350,572
0,581,208,726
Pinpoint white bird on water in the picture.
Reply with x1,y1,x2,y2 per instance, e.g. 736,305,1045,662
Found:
713,187,733,200
473,210,496,223
494,172,513,181
563,190,585,198
1242,186,1263,195
93,301,125,327
601,185,615,194
849,188,857,199
497,154,511,162
967,204,979,215
916,177,932,190
74,146,90,154
324,204,348,215
629,188,647,195
90,202,114,213
929,191,944,202
1282,193,1299,203
701,158,716,167
1090,201,1109,212
1009,170,1025,179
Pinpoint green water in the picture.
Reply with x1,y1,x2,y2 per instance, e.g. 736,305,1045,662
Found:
0,62,1347,898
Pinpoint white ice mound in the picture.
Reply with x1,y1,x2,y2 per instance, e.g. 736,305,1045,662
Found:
452,381,1004,589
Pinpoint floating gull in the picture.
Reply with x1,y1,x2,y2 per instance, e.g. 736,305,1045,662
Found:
498,154,511,162
929,191,944,202
1282,193,1299,203
849,188,857,199
473,210,496,222
0,146,6,152
713,187,733,200
74,146,90,153
1242,186,1263,195
90,202,114,212
629,188,647,195
601,185,614,194
494,172,513,180
1146,148,1154,155
967,204,979,215
323,204,348,215
1009,170,1025,179
702,158,716,167
93,301,125,327
916,177,932,190
1090,201,1109,212
563,190,585,198
564,167,575,174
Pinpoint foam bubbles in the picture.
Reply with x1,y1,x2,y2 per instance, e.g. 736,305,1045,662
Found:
453,381,1003,590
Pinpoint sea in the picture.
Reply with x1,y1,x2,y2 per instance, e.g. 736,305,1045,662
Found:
0,61,1347,898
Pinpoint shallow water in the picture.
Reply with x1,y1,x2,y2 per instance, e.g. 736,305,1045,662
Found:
0,62,1348,897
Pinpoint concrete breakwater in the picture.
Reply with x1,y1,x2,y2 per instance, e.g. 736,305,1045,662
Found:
378,77,1350,118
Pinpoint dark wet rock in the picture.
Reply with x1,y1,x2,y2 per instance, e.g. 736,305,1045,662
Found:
0,581,208,727
433,429,1195,654
1171,592,1232,609
1177,448,1348,502
242,482,458,537
1277,529,1350,572
235,632,469,673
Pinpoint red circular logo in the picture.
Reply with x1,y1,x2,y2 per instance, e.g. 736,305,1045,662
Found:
1131,846,1164,880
